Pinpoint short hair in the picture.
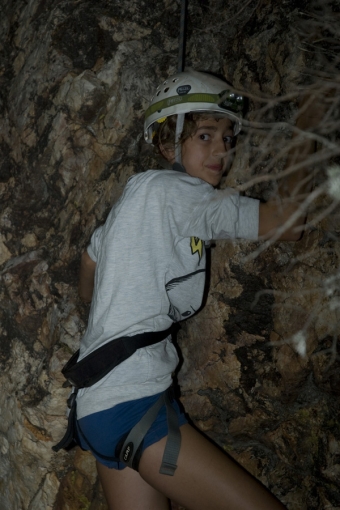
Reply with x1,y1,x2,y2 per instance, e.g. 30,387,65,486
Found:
152,113,234,156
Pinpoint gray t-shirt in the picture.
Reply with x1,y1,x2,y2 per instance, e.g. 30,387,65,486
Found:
76,169,259,419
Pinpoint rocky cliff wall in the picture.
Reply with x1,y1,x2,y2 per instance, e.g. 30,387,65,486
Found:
0,1,339,509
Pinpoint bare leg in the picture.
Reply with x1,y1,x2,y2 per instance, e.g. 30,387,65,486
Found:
96,424,286,510
139,424,287,510
96,461,170,510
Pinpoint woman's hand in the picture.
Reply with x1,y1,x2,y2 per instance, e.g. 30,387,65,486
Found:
258,88,332,241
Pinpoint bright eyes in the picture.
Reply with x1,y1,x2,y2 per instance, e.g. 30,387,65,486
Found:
199,134,234,144
223,136,234,144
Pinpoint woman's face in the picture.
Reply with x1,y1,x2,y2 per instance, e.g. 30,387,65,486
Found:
181,116,234,186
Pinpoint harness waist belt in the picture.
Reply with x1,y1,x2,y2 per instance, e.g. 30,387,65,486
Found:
53,328,173,453
62,327,172,389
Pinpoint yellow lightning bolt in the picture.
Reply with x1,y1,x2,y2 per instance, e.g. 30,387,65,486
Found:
190,237,203,263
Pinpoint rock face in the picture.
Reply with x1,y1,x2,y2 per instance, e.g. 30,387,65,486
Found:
0,0,339,509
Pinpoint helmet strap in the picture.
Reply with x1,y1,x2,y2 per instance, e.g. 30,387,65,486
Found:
174,113,185,164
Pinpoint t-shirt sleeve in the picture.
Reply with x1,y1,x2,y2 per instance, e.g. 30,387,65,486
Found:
181,186,259,241
87,225,104,262
224,193,259,240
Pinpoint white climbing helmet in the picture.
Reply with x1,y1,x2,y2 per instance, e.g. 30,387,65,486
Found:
144,69,244,144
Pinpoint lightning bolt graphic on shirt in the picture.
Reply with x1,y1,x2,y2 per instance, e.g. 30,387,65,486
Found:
190,237,203,264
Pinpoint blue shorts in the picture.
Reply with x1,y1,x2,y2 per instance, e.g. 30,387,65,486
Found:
76,390,188,469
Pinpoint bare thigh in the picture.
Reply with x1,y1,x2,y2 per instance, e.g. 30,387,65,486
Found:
96,461,170,510
138,424,287,510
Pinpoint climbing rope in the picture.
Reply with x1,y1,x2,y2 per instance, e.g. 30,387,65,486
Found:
178,0,187,72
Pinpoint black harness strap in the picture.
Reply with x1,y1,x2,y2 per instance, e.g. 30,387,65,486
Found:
62,327,172,388
52,390,79,452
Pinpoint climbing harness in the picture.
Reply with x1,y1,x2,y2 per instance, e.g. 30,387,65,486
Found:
67,386,180,474
53,329,172,449
53,328,181,475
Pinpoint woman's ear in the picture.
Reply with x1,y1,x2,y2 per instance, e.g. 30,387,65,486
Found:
159,143,175,164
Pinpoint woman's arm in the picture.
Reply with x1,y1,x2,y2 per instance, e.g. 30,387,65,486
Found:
258,94,325,241
78,251,96,302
